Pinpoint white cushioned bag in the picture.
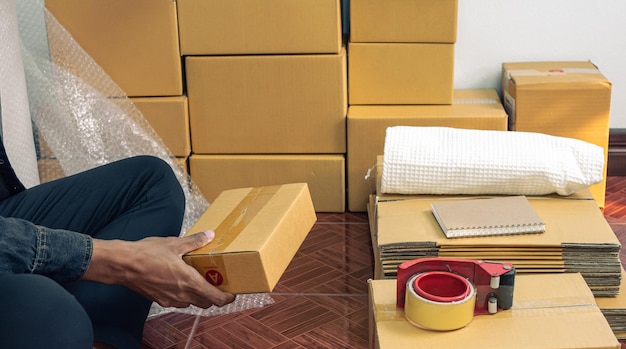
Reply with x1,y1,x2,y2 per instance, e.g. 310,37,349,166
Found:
381,126,604,196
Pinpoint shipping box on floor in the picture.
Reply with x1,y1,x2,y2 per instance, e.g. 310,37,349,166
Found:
46,0,182,97
501,61,612,207
131,96,190,157
347,89,508,212
183,183,316,294
369,273,620,349
350,0,458,43
189,154,345,213
177,0,342,55
186,50,347,154
348,42,454,105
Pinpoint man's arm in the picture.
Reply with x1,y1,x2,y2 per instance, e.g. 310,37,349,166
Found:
84,230,235,309
0,216,91,283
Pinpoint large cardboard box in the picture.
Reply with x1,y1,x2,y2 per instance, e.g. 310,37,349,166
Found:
183,183,316,294
189,154,345,213
177,0,342,55
186,50,347,154
350,0,458,43
131,96,190,157
501,61,612,207
347,89,508,212
46,0,182,97
369,274,620,349
348,42,454,105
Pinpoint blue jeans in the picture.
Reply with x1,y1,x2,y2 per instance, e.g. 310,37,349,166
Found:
0,156,185,349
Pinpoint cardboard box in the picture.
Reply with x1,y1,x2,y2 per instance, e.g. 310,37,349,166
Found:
501,61,612,207
177,0,342,55
189,154,345,213
46,0,182,97
369,273,620,349
350,0,458,43
183,183,316,294
347,89,508,212
348,42,454,105
186,50,347,154
130,96,191,157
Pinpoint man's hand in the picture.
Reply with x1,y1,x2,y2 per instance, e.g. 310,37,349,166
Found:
83,230,235,309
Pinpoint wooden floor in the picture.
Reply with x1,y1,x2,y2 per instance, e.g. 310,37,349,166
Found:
142,176,626,349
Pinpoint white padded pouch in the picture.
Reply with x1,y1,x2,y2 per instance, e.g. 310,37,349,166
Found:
381,126,604,196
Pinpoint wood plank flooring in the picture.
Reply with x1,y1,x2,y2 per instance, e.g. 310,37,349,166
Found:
142,176,626,349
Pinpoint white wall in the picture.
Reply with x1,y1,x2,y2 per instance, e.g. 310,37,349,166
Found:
454,0,626,128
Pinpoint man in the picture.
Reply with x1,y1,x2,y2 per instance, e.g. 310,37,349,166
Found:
0,135,235,348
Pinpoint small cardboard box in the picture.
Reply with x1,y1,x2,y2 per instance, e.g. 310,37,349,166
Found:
369,273,620,349
189,154,345,213
350,0,458,43
46,0,182,97
501,61,612,207
177,0,342,55
131,96,191,157
347,89,508,212
348,42,454,105
186,50,347,154
183,183,316,294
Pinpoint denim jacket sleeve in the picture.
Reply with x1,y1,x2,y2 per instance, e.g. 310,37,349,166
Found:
0,215,93,283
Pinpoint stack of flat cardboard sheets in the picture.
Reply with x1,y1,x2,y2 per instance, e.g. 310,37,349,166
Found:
369,192,621,297
596,268,626,340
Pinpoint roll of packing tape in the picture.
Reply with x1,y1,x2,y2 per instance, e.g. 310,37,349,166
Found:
404,271,476,331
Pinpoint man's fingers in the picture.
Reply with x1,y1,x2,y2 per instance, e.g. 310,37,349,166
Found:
176,230,215,255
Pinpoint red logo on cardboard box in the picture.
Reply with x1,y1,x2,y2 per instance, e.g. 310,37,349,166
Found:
205,269,224,286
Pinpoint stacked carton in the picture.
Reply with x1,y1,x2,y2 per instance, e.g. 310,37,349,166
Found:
44,0,190,178
178,0,347,213
346,0,511,212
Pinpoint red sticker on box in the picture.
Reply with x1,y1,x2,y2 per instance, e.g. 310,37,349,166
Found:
205,269,224,286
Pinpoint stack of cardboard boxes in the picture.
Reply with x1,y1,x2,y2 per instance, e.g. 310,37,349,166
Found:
346,0,509,212
42,0,189,180
178,0,347,213
45,0,348,213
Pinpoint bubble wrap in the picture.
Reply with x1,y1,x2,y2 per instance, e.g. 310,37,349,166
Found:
381,126,604,196
11,0,273,316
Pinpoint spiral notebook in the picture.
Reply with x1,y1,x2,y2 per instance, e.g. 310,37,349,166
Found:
431,196,546,238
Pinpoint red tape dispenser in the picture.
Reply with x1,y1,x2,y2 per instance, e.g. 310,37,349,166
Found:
397,258,515,331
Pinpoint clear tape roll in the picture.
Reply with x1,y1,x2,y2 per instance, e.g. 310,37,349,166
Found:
404,272,476,331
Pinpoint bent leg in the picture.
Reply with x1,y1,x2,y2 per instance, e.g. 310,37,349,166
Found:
0,156,186,348
0,155,186,240
0,274,93,349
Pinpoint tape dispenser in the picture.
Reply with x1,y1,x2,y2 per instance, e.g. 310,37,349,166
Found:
397,257,516,331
